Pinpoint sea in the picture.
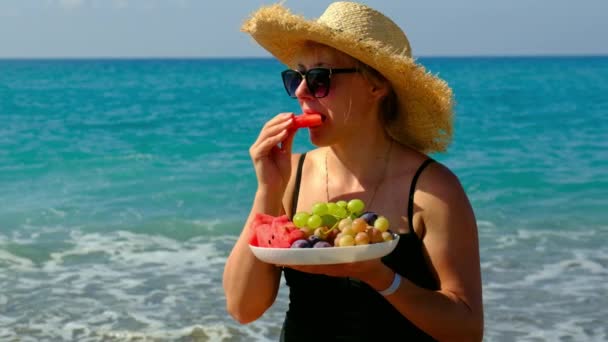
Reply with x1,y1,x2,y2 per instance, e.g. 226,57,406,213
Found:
0,56,607,342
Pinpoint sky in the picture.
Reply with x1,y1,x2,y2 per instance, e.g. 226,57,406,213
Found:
0,0,607,58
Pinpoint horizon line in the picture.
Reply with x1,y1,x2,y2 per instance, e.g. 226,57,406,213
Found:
1,53,607,60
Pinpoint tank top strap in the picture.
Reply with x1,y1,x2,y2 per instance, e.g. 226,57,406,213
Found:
290,153,307,220
407,158,435,235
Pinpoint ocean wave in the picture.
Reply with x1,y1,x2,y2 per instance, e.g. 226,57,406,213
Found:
480,225,608,342
0,229,291,341
0,224,606,341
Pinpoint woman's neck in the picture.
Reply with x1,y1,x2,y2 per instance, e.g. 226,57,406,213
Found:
326,132,394,187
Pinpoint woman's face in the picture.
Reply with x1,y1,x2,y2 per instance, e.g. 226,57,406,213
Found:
291,44,381,146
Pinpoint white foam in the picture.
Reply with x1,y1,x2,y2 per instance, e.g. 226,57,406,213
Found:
2,224,606,341
479,225,608,342
0,249,35,269
0,228,245,340
477,220,497,229
48,207,67,218
521,317,607,342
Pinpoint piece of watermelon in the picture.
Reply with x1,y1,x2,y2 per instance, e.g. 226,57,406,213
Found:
250,213,305,248
292,113,322,128
248,213,273,246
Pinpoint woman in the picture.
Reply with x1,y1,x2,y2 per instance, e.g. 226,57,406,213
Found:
223,2,483,341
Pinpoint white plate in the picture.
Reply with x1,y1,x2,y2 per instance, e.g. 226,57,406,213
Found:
249,235,400,265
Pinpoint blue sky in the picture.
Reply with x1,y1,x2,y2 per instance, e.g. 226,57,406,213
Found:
1,0,606,58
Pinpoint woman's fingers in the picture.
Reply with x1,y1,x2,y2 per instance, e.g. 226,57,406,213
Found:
252,128,289,157
251,113,294,157
280,128,296,153
255,113,293,143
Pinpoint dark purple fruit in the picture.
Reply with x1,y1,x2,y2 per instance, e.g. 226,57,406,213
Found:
291,239,311,248
360,211,378,225
308,235,322,245
313,241,332,248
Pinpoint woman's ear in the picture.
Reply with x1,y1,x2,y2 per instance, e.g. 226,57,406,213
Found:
370,80,390,100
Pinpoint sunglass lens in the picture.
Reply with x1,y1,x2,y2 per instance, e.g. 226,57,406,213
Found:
281,70,301,98
307,69,331,98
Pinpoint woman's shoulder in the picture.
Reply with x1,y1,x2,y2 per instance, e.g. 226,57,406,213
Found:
394,146,465,200
410,156,472,221
286,148,324,189
421,159,463,194
289,148,325,166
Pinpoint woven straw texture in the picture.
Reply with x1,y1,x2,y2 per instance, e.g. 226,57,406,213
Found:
242,1,454,153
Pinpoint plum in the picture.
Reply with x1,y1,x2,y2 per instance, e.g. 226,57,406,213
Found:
313,241,332,248
291,239,311,248
308,235,322,246
360,211,378,225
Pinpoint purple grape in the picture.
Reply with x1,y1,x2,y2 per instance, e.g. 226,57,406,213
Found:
360,211,378,225
308,235,322,245
291,239,311,248
313,241,332,248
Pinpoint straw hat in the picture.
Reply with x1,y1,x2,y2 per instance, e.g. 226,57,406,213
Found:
242,1,454,153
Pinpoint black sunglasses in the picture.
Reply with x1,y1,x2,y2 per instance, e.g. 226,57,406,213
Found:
281,67,359,99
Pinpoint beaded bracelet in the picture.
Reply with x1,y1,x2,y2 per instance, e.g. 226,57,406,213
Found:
378,272,401,296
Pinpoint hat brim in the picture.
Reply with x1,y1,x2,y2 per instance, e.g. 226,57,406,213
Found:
242,4,453,153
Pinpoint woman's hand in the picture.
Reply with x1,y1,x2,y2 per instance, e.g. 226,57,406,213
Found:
249,113,296,195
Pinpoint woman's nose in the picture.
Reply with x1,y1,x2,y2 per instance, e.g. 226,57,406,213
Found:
294,77,313,99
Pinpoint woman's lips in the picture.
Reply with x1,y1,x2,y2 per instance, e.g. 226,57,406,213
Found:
302,109,327,122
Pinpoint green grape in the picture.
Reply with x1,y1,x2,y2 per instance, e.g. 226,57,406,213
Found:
307,214,323,229
293,212,311,228
311,202,329,216
334,206,347,218
382,231,394,242
336,200,348,208
341,226,356,237
338,234,355,247
326,202,339,216
347,199,365,215
321,214,338,228
327,203,347,219
338,217,352,231
374,216,390,232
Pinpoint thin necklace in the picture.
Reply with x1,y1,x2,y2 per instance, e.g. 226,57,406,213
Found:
325,140,393,209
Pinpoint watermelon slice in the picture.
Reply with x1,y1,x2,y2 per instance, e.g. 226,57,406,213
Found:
250,213,305,248
248,213,272,246
292,113,322,129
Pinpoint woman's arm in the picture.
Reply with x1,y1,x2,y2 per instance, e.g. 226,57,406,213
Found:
365,163,484,341
222,113,297,324
222,190,284,324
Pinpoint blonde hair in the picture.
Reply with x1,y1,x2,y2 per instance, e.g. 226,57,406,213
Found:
356,61,399,128
293,42,399,131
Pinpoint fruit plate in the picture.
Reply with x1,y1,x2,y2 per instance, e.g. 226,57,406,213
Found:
249,234,400,265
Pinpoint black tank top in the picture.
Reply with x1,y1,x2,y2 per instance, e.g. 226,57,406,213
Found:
280,153,439,341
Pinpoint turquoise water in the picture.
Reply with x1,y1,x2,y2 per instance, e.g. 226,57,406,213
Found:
1,57,607,341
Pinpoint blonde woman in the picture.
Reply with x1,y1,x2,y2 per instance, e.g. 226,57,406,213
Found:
223,2,483,341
